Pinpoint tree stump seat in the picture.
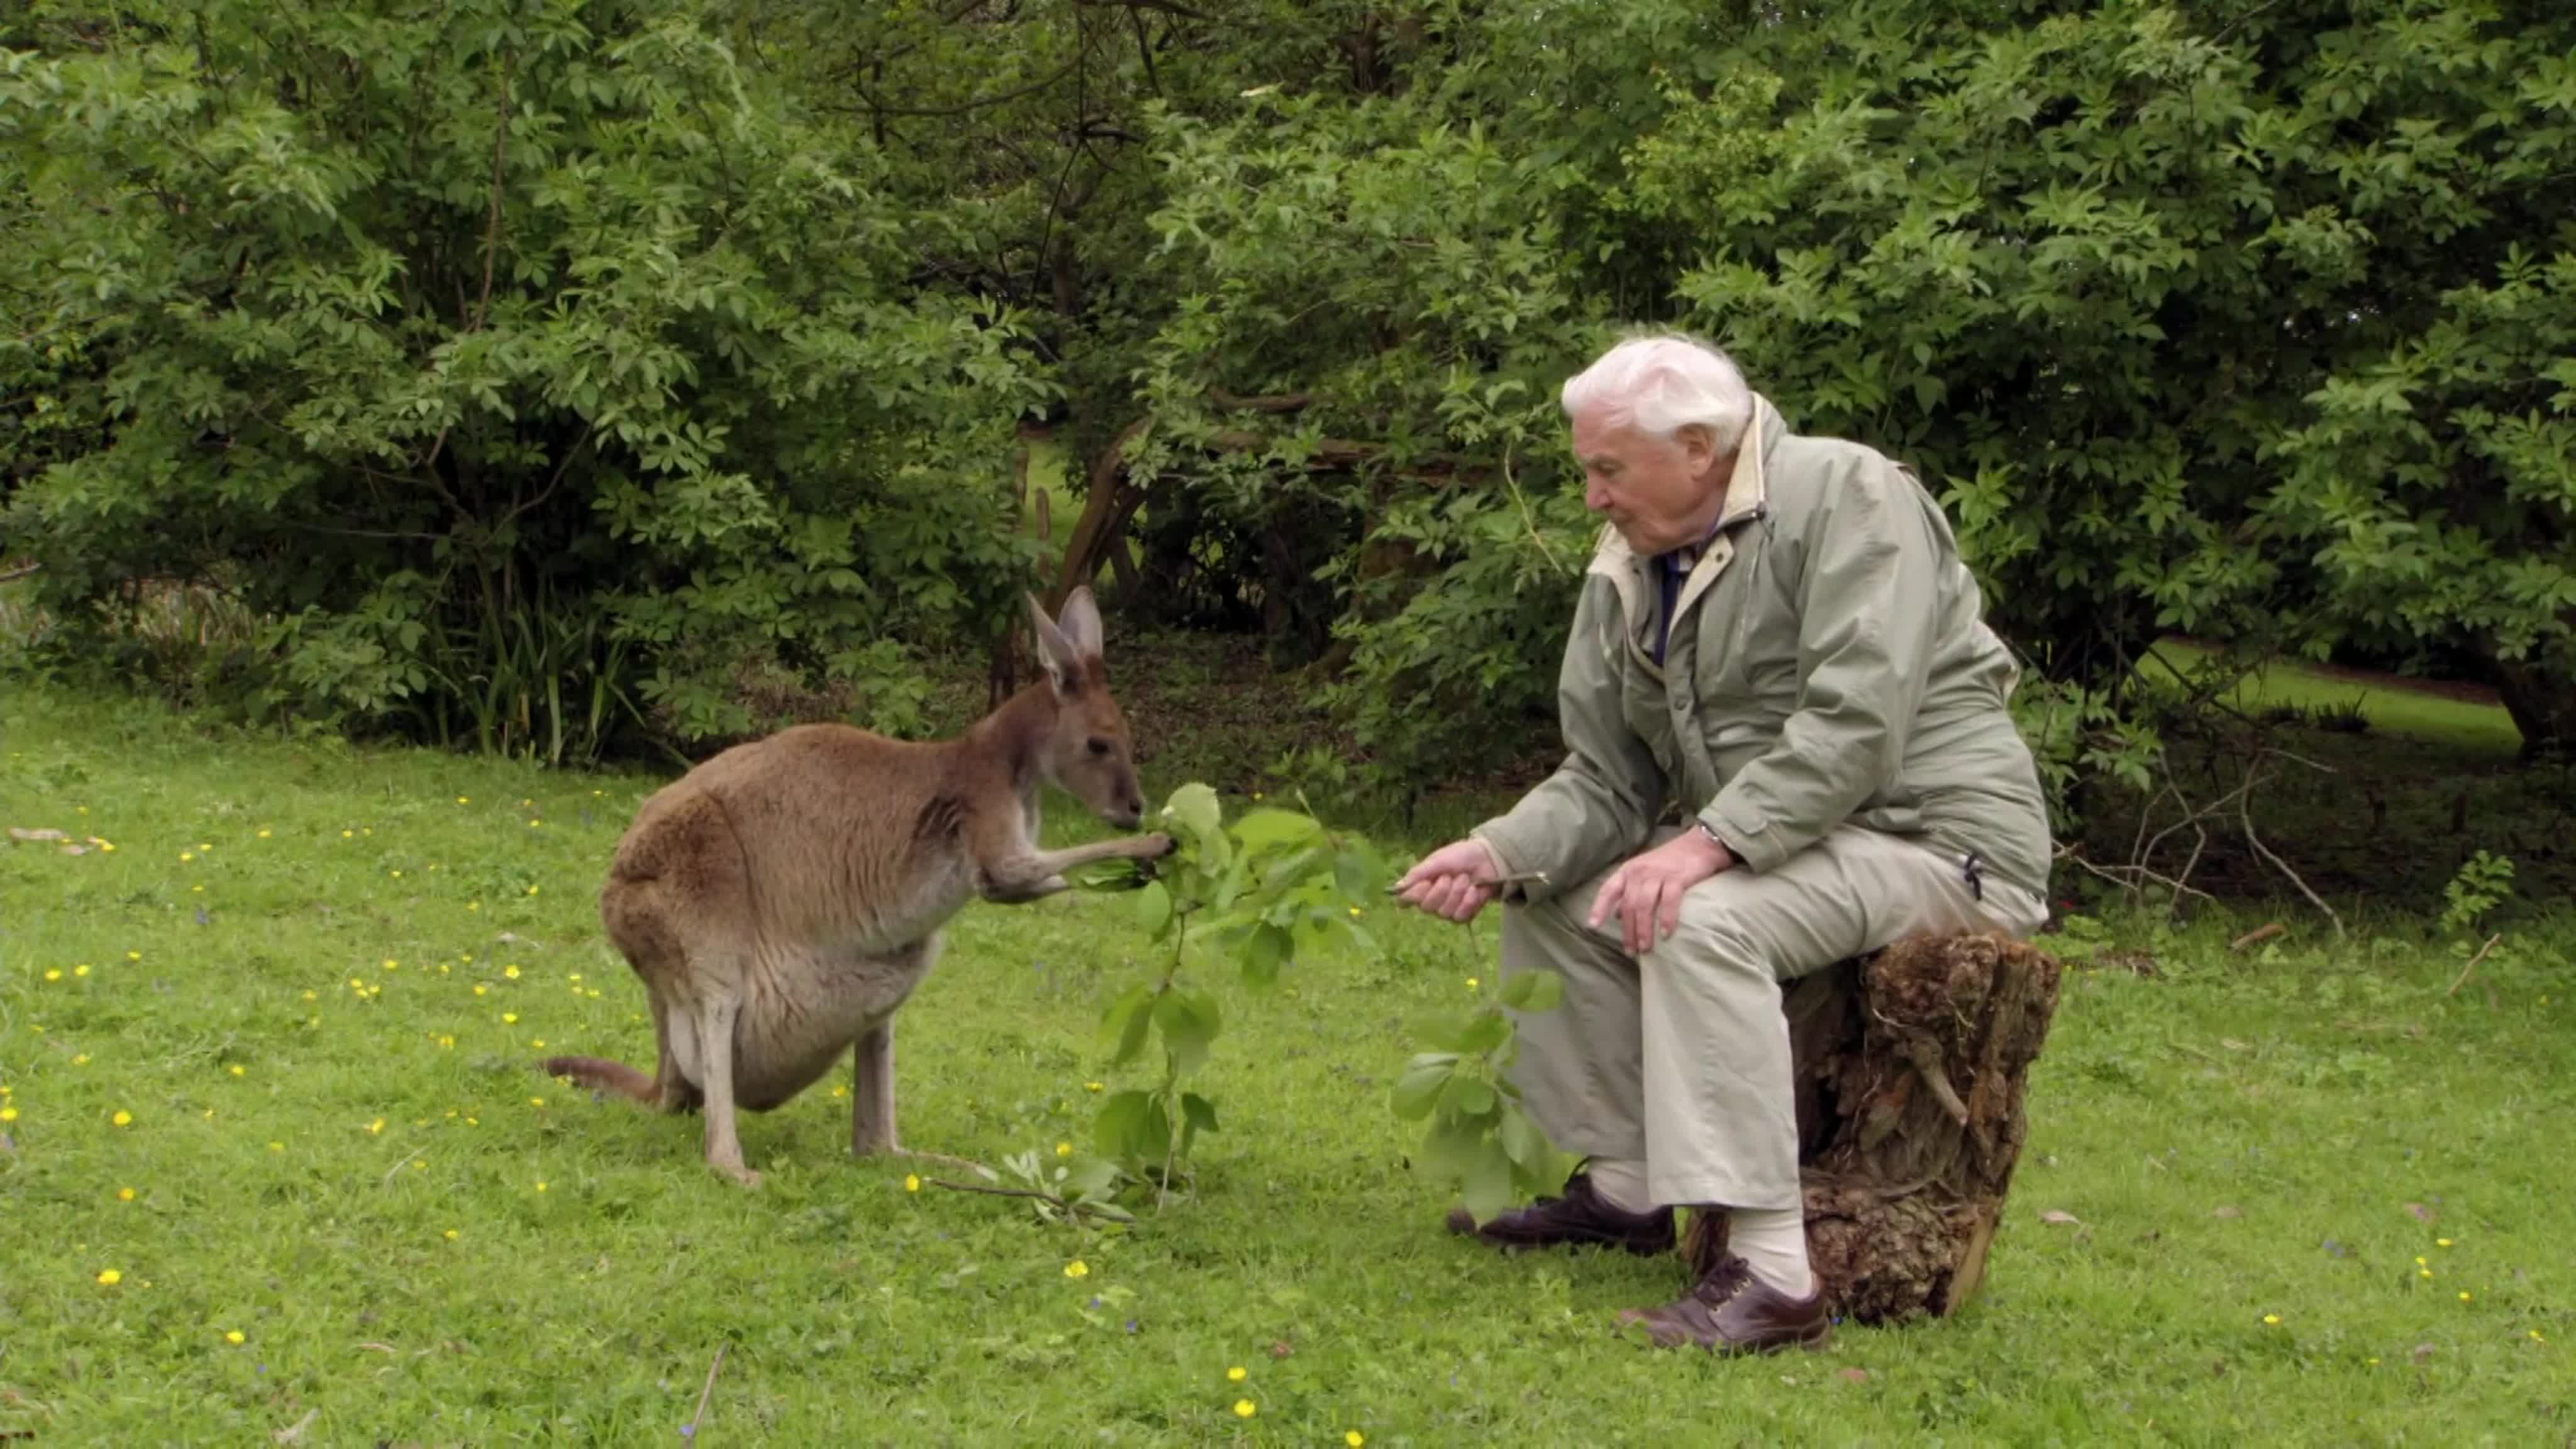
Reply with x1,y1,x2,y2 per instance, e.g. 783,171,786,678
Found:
1679,932,2067,1325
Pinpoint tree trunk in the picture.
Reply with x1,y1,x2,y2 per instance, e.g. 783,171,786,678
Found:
1682,933,2067,1325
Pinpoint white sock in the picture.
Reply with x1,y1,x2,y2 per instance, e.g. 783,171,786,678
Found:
1726,1206,1814,1297
1585,1158,1657,1214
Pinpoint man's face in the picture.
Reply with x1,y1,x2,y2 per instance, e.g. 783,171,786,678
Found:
1570,403,1727,556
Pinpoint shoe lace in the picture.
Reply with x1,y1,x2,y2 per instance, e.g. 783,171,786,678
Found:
1690,1255,1755,1308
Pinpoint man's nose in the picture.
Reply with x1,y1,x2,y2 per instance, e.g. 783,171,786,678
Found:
1584,478,1609,511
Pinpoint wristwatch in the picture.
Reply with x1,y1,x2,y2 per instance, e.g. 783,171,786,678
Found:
1694,818,1733,855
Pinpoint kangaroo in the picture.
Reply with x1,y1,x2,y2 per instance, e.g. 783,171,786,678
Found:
543,587,1172,1185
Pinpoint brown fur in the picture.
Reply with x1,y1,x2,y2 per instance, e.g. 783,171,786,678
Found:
544,589,1172,1185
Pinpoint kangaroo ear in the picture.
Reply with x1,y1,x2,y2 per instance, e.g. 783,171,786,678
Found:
1026,592,1081,697
1054,586,1104,662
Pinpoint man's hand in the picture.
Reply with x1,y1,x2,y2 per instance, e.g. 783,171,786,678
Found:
1394,838,1506,923
1587,829,1734,954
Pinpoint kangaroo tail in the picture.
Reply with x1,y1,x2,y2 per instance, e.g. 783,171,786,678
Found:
542,1054,659,1104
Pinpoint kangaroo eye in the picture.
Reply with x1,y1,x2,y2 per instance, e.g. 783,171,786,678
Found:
1086,738,1111,757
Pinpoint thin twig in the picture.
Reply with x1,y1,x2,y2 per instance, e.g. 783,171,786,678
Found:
2238,787,2344,937
684,1343,727,1440
2445,934,2502,997
0,562,40,585
379,1144,426,1186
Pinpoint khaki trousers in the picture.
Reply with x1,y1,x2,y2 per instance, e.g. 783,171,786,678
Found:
1499,824,2047,1211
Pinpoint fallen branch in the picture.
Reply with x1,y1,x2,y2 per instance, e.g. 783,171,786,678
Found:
2445,934,2502,997
684,1342,728,1441
0,562,39,585
2229,922,2286,952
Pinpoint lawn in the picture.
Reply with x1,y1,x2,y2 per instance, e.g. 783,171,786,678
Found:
2140,638,2524,758
1,681,2568,1444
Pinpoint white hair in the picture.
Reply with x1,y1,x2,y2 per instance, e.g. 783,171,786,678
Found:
1560,331,1754,453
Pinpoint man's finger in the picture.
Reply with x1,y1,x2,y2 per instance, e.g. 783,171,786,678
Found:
1587,871,1626,932
1660,877,1685,941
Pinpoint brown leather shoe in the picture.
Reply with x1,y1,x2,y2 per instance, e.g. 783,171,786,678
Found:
1450,1166,1676,1255
1618,1254,1831,1354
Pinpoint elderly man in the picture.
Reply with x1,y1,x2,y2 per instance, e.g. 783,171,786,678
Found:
1394,332,2052,1355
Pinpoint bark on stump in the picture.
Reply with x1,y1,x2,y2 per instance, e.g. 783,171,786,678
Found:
1680,932,2065,1325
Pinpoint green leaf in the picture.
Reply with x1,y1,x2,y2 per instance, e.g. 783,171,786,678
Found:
1440,1073,1497,1119
1162,782,1224,845
1391,1053,1457,1121
1461,1135,1518,1221
1238,922,1292,987
1499,969,1564,1014
1418,1113,1485,1182
1180,1092,1220,1136
1136,880,1173,939
1153,989,1220,1077
1262,845,1329,895
1104,982,1157,1065
1496,1101,1553,1169
1332,848,1384,902
1457,1009,1512,1057
1094,1089,1157,1158
1231,808,1323,852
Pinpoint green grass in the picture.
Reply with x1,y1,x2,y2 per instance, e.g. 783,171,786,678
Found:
3,681,2570,1444
2141,638,2524,757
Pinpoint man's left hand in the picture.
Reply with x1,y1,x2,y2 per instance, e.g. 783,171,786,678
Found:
1587,828,1735,955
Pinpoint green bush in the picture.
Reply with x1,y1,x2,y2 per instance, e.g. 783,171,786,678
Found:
0,0,1048,761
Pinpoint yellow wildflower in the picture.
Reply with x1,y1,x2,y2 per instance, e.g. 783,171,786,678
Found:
1465,977,1479,990
2262,1314,2280,1325
0,1109,14,1124
268,1141,284,1152
1227,1365,1247,1382
367,1118,384,1135
1348,1433,1367,1448
905,1175,921,1192
2438,1238,2453,1247
179,852,193,863
118,1187,135,1202
1065,1260,1090,1279
535,1180,548,1193
1057,1141,1074,1158
43,969,60,982
96,1269,121,1285
526,886,539,896
530,1096,545,1108
444,1229,460,1241
505,965,521,980
503,1013,519,1024
2460,1291,2473,1302
457,796,469,804
126,951,138,961
1085,1081,1103,1092
225,1330,246,1345
384,960,399,971
111,1110,132,1127
257,829,271,838
230,1065,246,1077
474,985,488,996
1233,1401,1256,1419
72,1054,88,1065
74,964,90,977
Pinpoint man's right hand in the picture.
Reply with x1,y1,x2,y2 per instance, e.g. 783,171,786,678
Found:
1394,838,1506,923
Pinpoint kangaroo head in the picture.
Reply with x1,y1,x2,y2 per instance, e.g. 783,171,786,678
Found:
1026,587,1146,828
